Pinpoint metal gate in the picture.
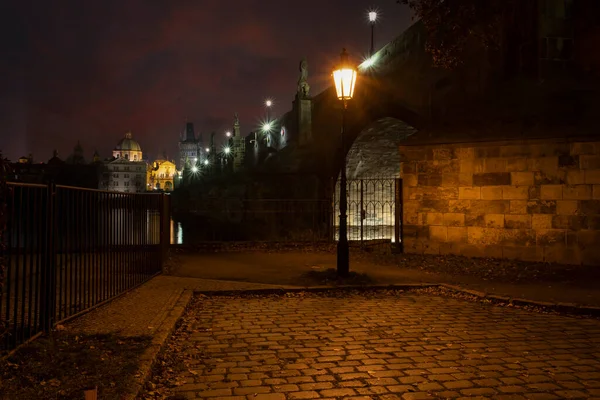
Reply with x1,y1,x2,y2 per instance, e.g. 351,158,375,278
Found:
332,178,402,247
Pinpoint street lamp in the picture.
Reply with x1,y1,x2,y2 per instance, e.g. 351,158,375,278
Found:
332,48,357,277
225,131,231,138
265,99,273,121
224,146,231,154
368,10,378,57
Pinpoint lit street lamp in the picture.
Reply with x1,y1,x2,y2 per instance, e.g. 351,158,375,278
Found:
332,48,357,277
368,10,378,57
225,131,231,138
265,99,273,121
224,146,231,154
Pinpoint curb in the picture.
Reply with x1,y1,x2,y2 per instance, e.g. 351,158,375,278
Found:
193,283,437,297
439,284,600,317
123,289,194,400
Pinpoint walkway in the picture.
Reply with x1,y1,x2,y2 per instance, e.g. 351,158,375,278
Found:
170,251,600,307
152,290,600,399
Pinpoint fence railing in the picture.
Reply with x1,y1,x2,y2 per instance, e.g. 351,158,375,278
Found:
1,182,170,354
333,178,402,244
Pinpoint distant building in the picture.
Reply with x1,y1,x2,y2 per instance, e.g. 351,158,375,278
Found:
100,132,147,193
147,159,177,191
178,122,204,170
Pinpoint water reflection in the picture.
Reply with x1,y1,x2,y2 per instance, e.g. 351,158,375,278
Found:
170,219,183,245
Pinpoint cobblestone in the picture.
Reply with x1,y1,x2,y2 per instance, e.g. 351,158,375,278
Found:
155,290,600,399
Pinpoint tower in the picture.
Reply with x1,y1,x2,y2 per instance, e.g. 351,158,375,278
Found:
295,58,313,146
232,113,245,172
178,122,200,170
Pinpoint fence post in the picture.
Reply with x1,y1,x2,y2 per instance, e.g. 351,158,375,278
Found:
360,179,364,246
159,193,171,273
40,182,57,332
394,178,403,253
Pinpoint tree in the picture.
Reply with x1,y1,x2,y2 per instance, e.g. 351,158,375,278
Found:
398,0,537,73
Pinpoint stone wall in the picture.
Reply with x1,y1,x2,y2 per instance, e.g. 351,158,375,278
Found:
399,139,600,265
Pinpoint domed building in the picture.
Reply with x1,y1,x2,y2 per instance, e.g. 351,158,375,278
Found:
113,132,143,161
101,132,148,193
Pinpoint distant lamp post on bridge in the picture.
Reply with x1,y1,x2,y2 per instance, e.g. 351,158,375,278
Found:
332,48,357,277
368,10,378,57
225,131,231,138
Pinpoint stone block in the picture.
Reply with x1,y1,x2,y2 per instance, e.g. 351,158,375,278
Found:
403,238,423,254
556,200,579,215
456,243,503,259
532,214,553,230
403,225,429,240
571,142,597,156
527,200,557,214
511,172,534,186
467,227,503,245
510,200,528,214
423,241,441,255
595,185,600,199
581,248,600,267
447,200,470,213
588,216,600,230
502,246,544,262
459,187,480,200
484,214,504,228
441,173,458,187
502,186,529,200
506,157,528,172
418,173,442,186
580,200,600,215
447,226,468,243
527,156,559,174
407,187,458,201
429,226,448,242
473,173,510,186
403,174,418,187
566,170,585,185
418,160,459,175
403,212,420,225
563,185,592,200
502,229,537,246
401,148,429,162
585,170,600,184
533,170,567,185
433,148,453,160
483,158,508,173
475,146,501,158
558,154,579,168
459,159,484,174
465,214,485,227
578,230,600,249
402,162,417,174
505,214,532,229
536,229,566,246
540,185,563,200
454,147,475,160
443,213,465,226
552,215,588,230
481,186,503,200
543,246,582,265
419,199,450,212
425,212,444,225
458,173,473,186
500,144,531,158
581,155,600,169
468,200,510,214
528,186,540,200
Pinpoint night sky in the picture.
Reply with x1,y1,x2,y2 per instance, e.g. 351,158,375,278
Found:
0,0,412,163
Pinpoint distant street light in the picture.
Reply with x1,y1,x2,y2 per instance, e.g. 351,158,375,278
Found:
368,10,378,57
332,48,357,278
205,147,210,153
225,131,231,137
191,166,198,173
224,147,231,154
204,159,209,165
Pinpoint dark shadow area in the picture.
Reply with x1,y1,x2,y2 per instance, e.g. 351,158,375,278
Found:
298,268,374,286
0,332,152,400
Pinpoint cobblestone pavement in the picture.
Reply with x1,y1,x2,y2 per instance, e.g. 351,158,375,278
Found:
164,290,600,400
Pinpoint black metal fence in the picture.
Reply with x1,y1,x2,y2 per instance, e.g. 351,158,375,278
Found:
333,178,402,244
1,182,169,354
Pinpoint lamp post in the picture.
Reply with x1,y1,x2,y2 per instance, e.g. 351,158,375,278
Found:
368,10,377,57
265,99,273,121
332,48,357,277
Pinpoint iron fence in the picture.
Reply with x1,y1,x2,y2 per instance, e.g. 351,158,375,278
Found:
333,178,402,244
1,182,169,354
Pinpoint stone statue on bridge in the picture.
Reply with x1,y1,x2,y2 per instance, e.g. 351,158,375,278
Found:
234,112,239,126
297,58,310,98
